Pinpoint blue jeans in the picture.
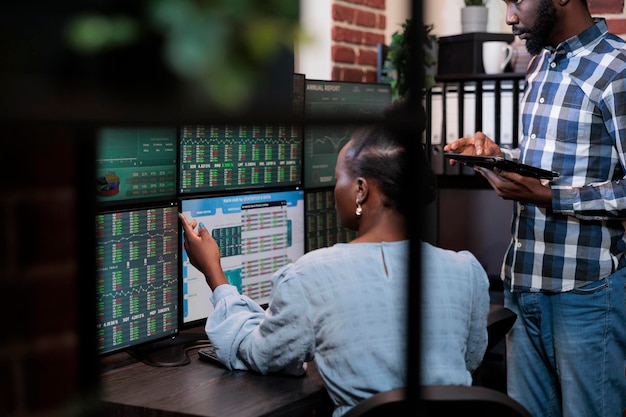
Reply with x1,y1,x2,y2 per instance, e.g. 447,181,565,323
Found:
504,269,626,417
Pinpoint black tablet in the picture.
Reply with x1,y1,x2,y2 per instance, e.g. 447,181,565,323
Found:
443,153,560,180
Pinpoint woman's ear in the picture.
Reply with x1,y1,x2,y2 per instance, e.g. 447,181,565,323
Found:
356,177,368,203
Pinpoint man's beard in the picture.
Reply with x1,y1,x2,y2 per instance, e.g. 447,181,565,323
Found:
524,0,558,55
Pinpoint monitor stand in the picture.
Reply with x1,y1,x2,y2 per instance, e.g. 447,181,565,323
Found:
127,332,209,367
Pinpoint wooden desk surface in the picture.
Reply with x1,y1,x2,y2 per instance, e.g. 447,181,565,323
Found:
99,328,333,417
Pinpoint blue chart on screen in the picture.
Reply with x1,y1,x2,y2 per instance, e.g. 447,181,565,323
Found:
181,190,305,325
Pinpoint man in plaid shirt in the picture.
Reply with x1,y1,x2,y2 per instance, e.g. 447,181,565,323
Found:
444,0,626,416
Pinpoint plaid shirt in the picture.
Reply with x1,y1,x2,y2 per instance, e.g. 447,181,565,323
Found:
504,18,626,292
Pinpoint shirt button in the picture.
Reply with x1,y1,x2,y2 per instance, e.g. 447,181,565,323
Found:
550,62,556,68
539,97,545,103
567,52,572,57
530,133,537,139
517,242,522,248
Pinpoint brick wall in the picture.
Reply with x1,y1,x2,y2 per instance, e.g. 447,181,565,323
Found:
0,124,99,417
331,0,387,82
590,0,626,35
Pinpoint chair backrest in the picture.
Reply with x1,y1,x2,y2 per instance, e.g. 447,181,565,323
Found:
473,306,518,391
486,306,517,351
420,385,533,417
342,388,407,417
341,385,532,417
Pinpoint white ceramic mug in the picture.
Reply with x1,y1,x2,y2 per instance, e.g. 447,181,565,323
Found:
482,41,513,74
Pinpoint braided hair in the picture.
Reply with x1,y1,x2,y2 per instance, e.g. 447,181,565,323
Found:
341,99,437,214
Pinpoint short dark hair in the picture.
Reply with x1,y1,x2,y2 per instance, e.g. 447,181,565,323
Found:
342,99,437,213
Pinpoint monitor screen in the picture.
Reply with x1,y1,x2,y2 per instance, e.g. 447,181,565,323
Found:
180,189,305,326
305,188,357,252
95,202,179,355
179,74,305,195
304,79,392,188
95,127,178,206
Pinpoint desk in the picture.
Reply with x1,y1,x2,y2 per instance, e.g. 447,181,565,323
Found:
99,328,333,417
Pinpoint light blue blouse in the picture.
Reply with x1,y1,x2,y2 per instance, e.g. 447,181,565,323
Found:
206,240,489,417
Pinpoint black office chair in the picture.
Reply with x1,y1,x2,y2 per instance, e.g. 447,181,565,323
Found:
473,306,517,392
486,306,517,352
342,388,407,417
342,385,532,417
343,308,520,417
420,385,533,416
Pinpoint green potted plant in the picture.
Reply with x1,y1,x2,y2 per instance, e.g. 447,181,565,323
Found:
462,0,489,33
381,19,438,99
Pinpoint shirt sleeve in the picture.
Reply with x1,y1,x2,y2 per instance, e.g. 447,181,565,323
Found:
552,75,626,220
205,265,315,376
462,251,490,372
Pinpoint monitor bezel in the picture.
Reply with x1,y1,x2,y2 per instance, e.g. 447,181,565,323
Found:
95,200,181,358
178,186,305,330
302,78,392,190
95,126,179,209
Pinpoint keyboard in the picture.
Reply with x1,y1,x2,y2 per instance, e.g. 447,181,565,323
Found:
198,344,222,365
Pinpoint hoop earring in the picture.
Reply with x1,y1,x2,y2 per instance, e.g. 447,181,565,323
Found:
355,199,362,218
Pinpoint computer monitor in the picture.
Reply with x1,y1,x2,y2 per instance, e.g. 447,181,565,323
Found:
178,74,305,196
95,202,181,363
180,189,305,326
303,79,392,189
305,188,357,252
95,127,178,207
